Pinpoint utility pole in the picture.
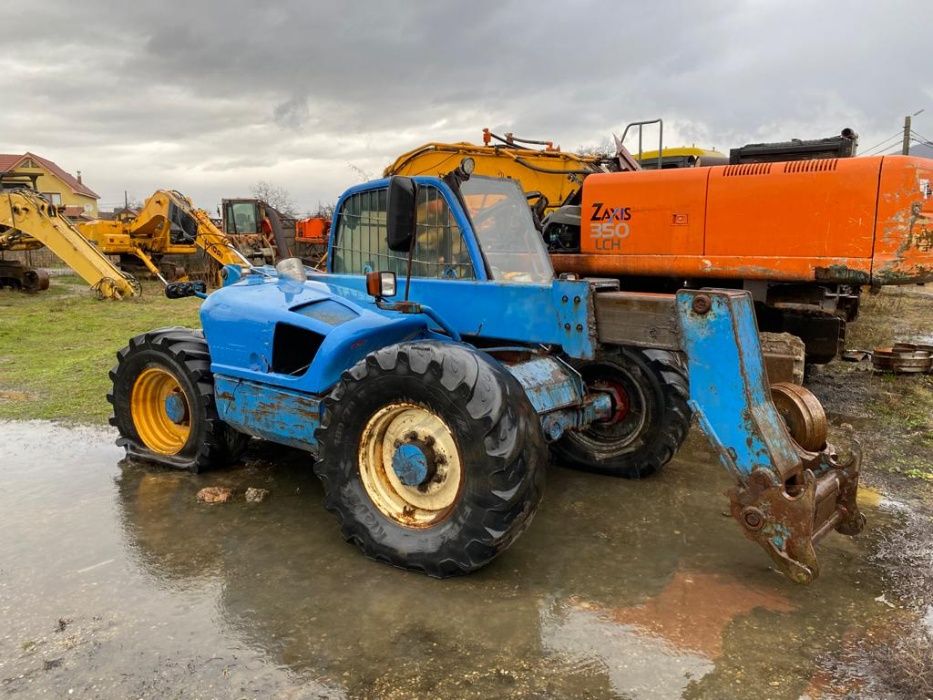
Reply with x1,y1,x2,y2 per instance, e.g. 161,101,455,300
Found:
902,114,912,155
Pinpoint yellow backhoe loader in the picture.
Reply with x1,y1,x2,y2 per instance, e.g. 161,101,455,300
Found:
0,171,139,299
79,190,251,285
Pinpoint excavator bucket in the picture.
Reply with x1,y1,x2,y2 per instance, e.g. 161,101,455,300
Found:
675,289,864,583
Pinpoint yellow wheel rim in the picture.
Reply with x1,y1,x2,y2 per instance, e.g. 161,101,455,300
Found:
131,366,191,455
358,402,463,528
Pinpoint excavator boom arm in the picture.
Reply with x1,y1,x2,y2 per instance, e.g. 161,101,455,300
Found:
1,190,138,299
79,189,250,286
189,207,251,268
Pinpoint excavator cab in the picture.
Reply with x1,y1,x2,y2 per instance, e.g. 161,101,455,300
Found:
221,198,294,265
167,201,198,246
0,171,41,192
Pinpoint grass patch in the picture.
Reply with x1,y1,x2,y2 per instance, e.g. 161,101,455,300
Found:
0,276,201,423
846,286,932,349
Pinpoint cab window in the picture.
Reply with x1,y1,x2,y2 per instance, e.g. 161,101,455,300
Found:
332,185,475,280
225,201,259,234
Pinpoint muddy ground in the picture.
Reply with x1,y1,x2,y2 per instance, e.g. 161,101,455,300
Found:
0,286,930,699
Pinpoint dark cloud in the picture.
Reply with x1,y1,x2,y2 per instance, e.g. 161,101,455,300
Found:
1,0,930,212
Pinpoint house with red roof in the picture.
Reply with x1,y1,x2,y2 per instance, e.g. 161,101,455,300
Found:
0,152,99,219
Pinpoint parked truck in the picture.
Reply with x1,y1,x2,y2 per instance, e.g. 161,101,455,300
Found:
109,163,864,584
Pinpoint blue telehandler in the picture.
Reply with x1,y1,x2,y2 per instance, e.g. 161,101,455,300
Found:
109,160,864,584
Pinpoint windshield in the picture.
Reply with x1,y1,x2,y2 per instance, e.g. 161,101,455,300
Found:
459,176,554,283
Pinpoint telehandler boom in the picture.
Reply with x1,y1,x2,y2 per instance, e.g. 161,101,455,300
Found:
0,171,139,298
110,163,864,584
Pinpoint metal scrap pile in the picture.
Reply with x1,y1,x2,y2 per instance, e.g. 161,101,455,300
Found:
871,343,933,373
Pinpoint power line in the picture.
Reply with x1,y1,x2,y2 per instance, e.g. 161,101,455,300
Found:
864,135,904,155
863,138,903,156
861,131,904,156
883,145,908,155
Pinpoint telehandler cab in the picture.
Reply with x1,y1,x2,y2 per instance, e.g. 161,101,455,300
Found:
110,162,864,584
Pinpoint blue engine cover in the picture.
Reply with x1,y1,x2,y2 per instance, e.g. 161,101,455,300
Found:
200,273,433,395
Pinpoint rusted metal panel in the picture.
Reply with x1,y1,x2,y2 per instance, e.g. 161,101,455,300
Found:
553,253,875,283
675,288,864,584
506,356,582,414
870,156,933,285
214,375,321,450
594,291,680,349
759,332,806,385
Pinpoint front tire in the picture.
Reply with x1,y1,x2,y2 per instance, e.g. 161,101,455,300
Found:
315,341,546,577
108,328,248,472
551,347,690,478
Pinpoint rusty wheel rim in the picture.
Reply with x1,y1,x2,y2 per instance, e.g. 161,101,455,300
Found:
770,382,827,452
358,402,463,528
577,364,648,449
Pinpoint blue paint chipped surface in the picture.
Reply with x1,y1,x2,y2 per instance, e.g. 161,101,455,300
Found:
392,443,429,486
214,375,322,451
201,276,431,395
506,356,584,414
676,289,800,480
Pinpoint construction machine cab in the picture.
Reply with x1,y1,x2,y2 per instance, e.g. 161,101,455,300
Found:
339,167,552,284
222,199,261,236
221,198,295,264
0,171,41,192
167,200,199,245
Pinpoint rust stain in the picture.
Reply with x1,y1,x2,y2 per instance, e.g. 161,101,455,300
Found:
572,568,795,658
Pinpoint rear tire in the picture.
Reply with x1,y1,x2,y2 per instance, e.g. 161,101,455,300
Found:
22,268,49,292
551,347,690,478
315,340,546,577
108,328,248,472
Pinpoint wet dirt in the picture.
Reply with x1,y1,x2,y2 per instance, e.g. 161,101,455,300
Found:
1,421,929,699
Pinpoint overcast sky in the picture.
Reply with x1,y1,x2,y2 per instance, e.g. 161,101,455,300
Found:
2,0,931,214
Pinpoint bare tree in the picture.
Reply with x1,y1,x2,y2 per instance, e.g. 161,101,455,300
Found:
575,136,617,159
250,180,299,218
346,162,373,183
305,201,335,219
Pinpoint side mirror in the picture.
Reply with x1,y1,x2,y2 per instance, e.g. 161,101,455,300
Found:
387,176,417,252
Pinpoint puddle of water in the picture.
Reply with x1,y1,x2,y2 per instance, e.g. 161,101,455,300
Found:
0,422,912,698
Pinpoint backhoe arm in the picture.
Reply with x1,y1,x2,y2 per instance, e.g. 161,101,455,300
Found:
151,190,250,268
1,190,139,299
189,207,251,268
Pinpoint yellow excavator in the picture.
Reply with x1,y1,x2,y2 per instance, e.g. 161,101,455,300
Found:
385,128,638,224
0,171,139,299
79,189,251,285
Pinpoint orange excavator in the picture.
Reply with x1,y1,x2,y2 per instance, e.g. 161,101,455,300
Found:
387,128,933,362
